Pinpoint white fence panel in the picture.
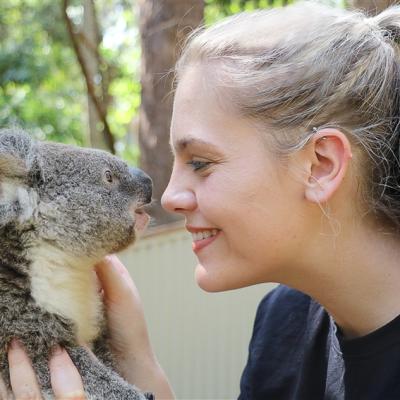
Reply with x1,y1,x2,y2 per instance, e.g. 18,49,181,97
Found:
119,223,276,400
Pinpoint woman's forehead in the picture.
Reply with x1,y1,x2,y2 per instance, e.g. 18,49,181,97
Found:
171,64,276,158
174,65,214,106
174,63,236,112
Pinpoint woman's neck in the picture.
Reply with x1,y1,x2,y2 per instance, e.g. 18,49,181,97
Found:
287,222,400,339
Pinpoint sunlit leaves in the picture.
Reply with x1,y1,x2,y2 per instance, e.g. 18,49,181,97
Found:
0,0,85,144
0,0,141,161
205,0,295,23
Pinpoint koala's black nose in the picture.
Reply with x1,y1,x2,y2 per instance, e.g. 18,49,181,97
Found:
129,167,153,204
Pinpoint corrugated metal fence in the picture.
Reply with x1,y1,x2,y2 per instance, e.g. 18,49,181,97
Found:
119,222,276,400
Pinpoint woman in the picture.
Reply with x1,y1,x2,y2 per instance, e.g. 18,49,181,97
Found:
8,3,400,398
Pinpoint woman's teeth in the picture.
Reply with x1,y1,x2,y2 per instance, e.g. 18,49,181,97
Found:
192,229,218,241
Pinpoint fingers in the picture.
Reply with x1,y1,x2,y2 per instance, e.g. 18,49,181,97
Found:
49,346,85,399
8,341,86,400
95,255,140,303
8,339,42,400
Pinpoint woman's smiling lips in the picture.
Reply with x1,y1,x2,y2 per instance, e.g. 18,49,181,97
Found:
186,225,221,253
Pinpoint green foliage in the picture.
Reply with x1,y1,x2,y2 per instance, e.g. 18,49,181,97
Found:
97,1,142,164
205,0,343,24
0,0,86,145
205,0,295,23
0,0,141,164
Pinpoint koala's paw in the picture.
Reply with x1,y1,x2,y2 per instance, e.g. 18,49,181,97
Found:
68,347,151,400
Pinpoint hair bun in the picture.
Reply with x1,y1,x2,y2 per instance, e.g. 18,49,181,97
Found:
370,6,400,42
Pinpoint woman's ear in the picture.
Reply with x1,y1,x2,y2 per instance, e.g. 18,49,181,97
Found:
304,128,353,204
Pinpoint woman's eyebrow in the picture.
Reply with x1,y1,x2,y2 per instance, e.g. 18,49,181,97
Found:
171,137,221,155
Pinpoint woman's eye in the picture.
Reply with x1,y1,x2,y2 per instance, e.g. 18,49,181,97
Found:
187,160,211,171
104,170,113,183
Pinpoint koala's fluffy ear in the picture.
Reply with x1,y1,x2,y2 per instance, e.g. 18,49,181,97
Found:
0,128,35,180
0,129,40,225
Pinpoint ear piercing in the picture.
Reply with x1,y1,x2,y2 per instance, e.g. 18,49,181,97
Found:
312,127,327,142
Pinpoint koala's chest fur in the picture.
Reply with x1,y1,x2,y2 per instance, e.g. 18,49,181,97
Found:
29,243,103,344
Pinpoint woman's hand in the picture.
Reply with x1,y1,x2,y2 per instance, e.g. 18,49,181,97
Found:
7,339,85,399
95,255,152,361
95,255,175,399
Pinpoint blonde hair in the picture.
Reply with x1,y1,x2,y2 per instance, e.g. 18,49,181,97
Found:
176,3,400,231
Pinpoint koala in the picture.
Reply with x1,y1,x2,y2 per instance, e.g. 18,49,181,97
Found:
0,128,154,399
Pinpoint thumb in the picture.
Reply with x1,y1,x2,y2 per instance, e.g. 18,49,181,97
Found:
95,255,140,303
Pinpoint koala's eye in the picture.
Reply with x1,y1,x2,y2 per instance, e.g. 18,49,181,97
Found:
104,170,113,183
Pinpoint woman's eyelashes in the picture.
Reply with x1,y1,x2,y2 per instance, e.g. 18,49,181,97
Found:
186,159,212,172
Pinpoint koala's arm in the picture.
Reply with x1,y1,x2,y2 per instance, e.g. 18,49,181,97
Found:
66,347,152,400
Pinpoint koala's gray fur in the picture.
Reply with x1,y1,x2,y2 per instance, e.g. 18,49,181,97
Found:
0,128,153,399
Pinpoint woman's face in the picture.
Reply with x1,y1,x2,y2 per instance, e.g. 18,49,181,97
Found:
162,66,310,292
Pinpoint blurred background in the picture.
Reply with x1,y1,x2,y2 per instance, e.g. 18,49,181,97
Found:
0,0,394,398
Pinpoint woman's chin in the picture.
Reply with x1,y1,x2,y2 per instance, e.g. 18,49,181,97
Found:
194,263,245,292
194,263,220,292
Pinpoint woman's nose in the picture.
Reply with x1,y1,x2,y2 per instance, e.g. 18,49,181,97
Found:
161,184,197,214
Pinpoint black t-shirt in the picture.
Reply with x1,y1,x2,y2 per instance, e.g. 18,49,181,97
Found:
239,285,400,400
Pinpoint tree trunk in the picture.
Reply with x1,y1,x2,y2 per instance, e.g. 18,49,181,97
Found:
63,0,115,153
83,0,108,151
138,0,204,225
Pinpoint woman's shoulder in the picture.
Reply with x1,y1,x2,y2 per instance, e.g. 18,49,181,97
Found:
240,285,331,399
252,284,326,339
257,284,314,316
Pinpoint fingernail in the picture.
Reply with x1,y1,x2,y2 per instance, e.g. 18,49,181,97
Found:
52,345,64,356
62,390,86,399
105,255,125,274
9,338,21,350
105,254,117,263
97,254,115,270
